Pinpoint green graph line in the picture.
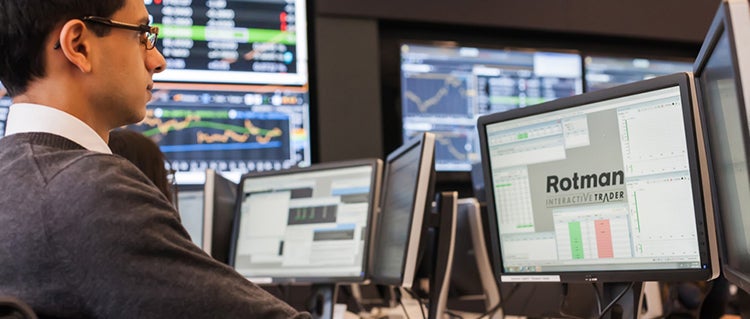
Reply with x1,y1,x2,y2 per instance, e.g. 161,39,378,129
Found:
156,24,296,45
141,120,274,137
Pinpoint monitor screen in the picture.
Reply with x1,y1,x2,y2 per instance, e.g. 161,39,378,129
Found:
125,82,311,184
176,185,206,249
146,0,308,85
370,133,436,288
585,55,693,92
0,82,9,138
693,0,750,293
230,159,382,283
400,43,582,171
478,73,718,282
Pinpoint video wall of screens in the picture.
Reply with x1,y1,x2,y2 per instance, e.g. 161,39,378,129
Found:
146,0,307,85
400,43,583,171
126,82,311,184
584,56,693,92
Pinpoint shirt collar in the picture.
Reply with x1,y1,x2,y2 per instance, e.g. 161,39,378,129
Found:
5,103,112,154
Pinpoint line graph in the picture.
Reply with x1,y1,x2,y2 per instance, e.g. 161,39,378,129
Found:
435,132,470,162
402,73,471,117
127,106,290,161
196,120,283,144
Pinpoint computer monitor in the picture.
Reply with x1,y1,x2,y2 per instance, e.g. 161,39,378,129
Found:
585,55,693,92
204,168,238,263
369,132,436,288
229,159,382,283
146,0,309,86
176,183,208,250
176,169,238,262
693,0,750,293
0,82,10,138
477,72,719,283
125,82,311,184
400,42,582,172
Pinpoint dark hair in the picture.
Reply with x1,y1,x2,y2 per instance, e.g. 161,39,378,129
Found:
0,0,125,96
108,129,174,203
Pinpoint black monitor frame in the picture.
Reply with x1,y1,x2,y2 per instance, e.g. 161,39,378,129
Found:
203,169,238,264
369,132,436,288
693,0,750,293
477,73,719,283
228,158,383,284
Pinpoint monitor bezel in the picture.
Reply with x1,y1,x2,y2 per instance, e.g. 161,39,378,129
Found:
369,132,436,288
202,169,219,256
477,72,719,283
228,158,383,284
693,0,750,292
205,169,239,264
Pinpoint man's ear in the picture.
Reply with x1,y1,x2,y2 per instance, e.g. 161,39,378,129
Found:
58,19,93,73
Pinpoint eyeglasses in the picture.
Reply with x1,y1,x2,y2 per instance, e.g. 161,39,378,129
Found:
81,16,159,50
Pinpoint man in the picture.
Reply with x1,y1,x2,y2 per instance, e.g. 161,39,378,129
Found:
0,1,310,318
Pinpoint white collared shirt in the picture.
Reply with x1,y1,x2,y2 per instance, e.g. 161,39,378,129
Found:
5,103,112,154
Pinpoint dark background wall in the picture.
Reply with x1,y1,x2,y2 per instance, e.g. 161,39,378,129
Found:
312,0,722,162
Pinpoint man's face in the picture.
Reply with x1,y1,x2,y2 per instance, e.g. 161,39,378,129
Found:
89,0,166,129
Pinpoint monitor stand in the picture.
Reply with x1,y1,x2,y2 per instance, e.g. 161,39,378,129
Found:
422,191,458,319
594,282,645,319
307,284,338,319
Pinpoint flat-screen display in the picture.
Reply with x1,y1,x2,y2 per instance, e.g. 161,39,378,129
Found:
0,83,10,138
126,82,311,184
370,133,436,288
175,169,238,262
478,73,718,282
585,55,693,92
230,159,382,283
146,0,308,85
400,43,582,171
177,185,206,249
693,0,750,293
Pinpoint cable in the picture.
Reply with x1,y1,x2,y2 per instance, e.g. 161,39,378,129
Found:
591,282,603,314
444,310,465,319
399,298,413,319
597,282,636,319
475,302,503,319
476,283,522,319
341,284,367,315
516,283,537,316
403,288,427,319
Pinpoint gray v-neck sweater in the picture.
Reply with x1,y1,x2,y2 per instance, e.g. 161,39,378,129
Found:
0,133,310,319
